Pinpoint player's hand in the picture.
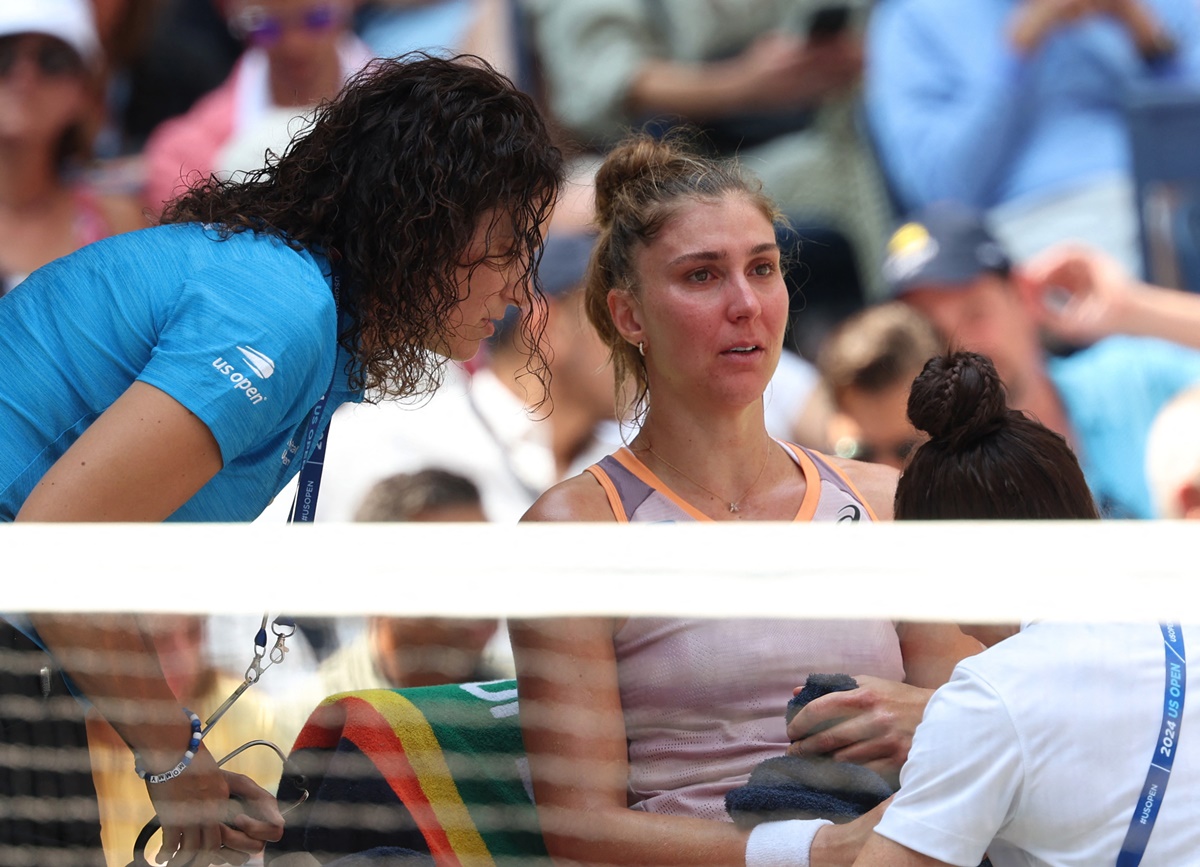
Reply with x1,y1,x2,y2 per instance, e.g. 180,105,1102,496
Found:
785,675,932,788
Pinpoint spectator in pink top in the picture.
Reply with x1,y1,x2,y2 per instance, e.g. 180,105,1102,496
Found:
141,0,371,212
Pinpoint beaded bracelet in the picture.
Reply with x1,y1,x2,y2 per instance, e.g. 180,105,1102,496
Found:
134,707,203,784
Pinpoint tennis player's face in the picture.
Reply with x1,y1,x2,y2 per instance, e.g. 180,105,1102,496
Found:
441,212,529,361
622,194,788,406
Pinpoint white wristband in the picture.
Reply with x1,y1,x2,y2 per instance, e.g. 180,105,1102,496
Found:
745,819,833,867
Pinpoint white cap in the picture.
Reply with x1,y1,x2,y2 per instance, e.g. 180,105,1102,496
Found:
0,0,102,67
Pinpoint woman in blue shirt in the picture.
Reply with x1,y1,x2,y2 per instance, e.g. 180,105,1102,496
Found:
0,52,562,867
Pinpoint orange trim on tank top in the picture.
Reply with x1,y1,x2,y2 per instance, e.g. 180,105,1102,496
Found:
782,442,821,522
585,464,629,523
794,446,881,522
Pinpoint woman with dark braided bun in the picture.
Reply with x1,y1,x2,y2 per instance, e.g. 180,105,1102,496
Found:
854,351,1200,866
1,53,562,867
896,351,1100,521
893,350,1099,648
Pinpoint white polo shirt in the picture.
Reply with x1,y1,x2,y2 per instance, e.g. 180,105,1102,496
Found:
876,621,1197,867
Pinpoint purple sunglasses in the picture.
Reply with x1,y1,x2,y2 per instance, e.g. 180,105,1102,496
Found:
231,3,344,48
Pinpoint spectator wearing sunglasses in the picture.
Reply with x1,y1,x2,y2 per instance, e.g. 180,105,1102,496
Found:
0,0,145,298
141,0,371,212
806,301,939,471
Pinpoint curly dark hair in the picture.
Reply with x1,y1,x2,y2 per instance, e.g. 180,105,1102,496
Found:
160,53,563,397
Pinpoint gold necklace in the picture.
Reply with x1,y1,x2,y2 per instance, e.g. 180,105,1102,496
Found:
642,440,772,513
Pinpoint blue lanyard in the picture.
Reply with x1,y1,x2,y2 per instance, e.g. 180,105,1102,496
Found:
1117,623,1186,867
289,264,343,524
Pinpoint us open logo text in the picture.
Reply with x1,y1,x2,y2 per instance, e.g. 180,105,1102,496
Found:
211,345,274,406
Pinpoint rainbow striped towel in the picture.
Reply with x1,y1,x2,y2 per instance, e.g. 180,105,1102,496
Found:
267,681,549,866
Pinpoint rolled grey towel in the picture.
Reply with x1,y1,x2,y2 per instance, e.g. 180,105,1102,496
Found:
786,673,860,726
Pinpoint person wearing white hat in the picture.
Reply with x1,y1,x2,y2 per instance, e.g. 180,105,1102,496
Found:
0,0,102,65
0,0,144,297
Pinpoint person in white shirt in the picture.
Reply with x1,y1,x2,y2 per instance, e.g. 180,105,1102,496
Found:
853,350,1198,867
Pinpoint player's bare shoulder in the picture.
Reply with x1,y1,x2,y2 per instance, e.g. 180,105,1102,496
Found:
521,469,617,522
827,454,900,521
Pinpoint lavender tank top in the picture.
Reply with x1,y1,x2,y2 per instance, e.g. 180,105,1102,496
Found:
587,441,906,820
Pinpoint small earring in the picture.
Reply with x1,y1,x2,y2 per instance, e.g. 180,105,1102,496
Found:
638,341,645,357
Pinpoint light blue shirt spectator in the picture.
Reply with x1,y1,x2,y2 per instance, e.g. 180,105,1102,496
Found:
865,0,1200,213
